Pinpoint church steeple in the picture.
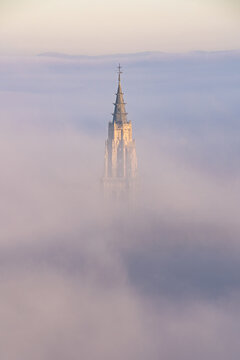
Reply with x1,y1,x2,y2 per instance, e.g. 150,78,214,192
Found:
113,64,128,123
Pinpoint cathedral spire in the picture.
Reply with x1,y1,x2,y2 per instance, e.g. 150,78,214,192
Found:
113,64,128,123
103,66,137,199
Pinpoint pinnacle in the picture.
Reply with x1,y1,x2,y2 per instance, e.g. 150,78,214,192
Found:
113,64,127,123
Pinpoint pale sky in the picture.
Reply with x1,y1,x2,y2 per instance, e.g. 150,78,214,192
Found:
1,0,240,55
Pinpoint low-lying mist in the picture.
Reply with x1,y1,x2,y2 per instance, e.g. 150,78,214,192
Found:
0,52,240,359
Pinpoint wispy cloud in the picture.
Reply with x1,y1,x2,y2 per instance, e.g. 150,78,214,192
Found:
0,53,240,359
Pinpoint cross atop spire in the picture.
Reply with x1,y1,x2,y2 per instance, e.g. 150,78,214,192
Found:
118,63,122,83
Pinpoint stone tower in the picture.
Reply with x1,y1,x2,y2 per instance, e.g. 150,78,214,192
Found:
103,65,137,199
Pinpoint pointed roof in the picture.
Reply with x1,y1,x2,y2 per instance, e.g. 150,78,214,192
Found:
113,64,128,123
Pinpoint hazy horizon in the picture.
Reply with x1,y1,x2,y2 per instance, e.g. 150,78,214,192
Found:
1,0,240,55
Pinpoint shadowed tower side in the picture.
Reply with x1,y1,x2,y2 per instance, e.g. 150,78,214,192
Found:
103,65,137,199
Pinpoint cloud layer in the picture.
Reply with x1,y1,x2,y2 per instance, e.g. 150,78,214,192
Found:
0,52,240,359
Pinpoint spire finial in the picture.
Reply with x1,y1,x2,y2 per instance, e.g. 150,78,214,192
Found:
118,63,122,83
